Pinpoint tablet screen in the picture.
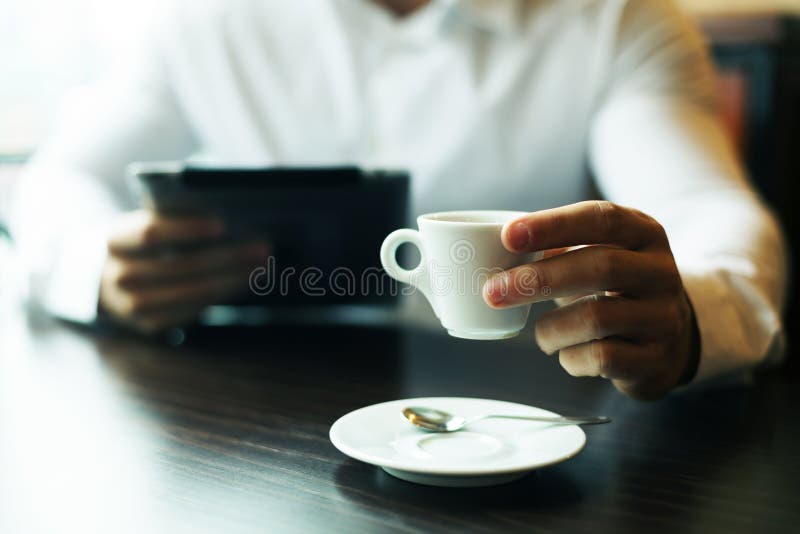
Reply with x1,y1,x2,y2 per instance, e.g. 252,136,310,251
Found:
130,164,410,309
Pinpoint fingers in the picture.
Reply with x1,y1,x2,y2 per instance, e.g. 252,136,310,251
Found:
557,338,644,380
534,294,687,354
501,201,668,254
107,240,267,288
108,210,225,254
101,210,267,333
483,245,680,308
557,338,686,401
537,292,695,399
109,270,251,320
500,202,692,400
100,236,264,332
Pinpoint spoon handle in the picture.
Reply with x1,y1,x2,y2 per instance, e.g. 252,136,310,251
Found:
479,415,611,425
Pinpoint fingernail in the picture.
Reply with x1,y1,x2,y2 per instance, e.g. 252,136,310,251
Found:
484,274,508,306
507,222,530,251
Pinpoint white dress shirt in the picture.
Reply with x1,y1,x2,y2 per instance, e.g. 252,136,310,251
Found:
10,0,787,382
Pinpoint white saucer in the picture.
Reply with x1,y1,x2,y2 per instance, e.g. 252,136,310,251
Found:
329,397,587,487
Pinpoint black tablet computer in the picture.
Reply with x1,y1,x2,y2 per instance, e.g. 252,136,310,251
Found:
127,163,410,313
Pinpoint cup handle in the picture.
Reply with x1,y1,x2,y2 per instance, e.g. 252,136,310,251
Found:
380,229,438,317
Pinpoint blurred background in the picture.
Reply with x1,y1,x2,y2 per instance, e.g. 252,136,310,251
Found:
1,0,799,343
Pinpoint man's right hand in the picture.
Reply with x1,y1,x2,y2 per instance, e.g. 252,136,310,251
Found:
99,210,267,334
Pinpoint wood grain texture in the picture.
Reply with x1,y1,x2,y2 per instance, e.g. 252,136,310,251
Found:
1,312,799,533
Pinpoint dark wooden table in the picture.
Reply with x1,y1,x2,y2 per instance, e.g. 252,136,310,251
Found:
1,309,798,533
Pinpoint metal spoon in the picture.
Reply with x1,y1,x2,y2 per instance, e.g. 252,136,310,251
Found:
403,406,611,432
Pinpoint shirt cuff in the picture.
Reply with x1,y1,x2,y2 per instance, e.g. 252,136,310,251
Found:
39,226,109,324
680,268,784,383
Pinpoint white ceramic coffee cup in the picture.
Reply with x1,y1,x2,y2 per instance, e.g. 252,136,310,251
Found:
380,211,542,340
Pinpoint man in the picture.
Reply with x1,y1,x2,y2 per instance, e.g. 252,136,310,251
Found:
10,0,787,399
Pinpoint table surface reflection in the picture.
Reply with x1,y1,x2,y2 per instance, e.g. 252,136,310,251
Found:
1,310,798,533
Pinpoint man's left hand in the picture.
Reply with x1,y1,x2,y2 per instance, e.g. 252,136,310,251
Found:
483,201,697,400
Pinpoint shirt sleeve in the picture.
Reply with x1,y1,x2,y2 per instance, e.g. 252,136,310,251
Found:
588,0,788,382
9,16,198,323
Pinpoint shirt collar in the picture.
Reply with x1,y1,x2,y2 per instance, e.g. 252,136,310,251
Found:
356,0,519,50
439,0,519,35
